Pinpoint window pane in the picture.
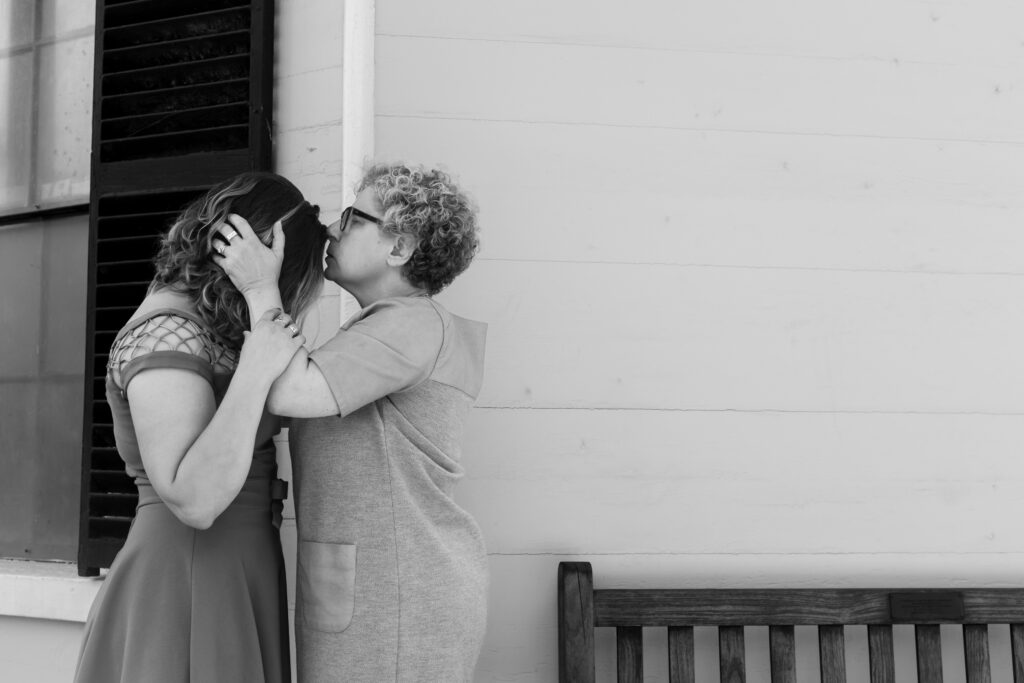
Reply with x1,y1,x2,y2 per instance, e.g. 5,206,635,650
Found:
0,0,35,50
37,35,92,205
0,51,32,211
0,214,88,561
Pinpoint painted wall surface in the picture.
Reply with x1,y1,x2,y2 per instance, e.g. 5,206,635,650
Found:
0,616,85,683
372,0,1024,680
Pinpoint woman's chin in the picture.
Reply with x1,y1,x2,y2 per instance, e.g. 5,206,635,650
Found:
323,263,344,287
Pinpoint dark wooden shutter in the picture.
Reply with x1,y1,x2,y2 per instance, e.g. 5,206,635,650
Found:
78,0,275,576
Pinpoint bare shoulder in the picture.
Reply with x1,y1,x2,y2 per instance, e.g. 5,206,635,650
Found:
129,288,197,320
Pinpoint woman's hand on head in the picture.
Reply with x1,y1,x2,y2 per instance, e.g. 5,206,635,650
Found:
239,308,306,379
212,213,284,297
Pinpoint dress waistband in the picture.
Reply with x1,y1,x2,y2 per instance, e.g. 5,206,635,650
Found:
136,478,289,528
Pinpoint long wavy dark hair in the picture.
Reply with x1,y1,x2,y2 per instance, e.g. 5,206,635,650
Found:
150,172,326,347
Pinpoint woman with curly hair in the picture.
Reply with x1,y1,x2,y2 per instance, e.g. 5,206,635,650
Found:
217,164,487,682
75,172,326,683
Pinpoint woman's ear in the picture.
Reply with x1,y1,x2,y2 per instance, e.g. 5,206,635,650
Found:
386,235,415,267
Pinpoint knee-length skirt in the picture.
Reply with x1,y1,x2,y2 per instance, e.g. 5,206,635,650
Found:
74,481,290,683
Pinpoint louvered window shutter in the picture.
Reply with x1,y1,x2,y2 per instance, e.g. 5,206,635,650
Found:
78,0,275,576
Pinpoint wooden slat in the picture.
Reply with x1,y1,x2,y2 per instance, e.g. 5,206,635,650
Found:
557,562,595,683
819,625,847,683
377,118,1023,266
1010,625,1024,683
964,624,991,683
436,259,1024,419
616,627,643,683
769,625,796,683
593,589,1024,627
376,35,1022,143
868,625,895,683
375,0,1024,66
719,625,746,683
668,626,695,683
915,625,943,683
460,411,1024,557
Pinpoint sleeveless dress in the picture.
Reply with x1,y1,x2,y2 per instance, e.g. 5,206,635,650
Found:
74,308,291,683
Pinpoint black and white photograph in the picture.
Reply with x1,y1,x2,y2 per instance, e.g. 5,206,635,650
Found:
1,1,1023,681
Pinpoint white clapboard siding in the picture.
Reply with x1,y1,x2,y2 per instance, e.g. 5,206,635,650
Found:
377,0,1024,66
436,260,1024,413
377,36,1024,143
374,117,1024,208
460,476,1024,554
274,127,344,214
469,194,1024,275
275,0,343,77
371,0,1024,680
459,410,1024,485
276,67,344,133
375,118,1024,271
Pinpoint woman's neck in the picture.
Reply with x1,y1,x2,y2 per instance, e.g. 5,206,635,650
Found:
348,280,427,308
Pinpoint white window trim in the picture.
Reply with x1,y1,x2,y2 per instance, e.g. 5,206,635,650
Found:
339,0,375,323
0,560,101,623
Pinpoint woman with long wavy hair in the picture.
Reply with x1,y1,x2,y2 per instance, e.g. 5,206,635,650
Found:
74,172,325,683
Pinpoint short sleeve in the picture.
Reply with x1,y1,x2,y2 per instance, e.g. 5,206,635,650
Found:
108,313,238,394
308,298,444,417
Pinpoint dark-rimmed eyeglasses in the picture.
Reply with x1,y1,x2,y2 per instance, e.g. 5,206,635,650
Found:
339,206,384,233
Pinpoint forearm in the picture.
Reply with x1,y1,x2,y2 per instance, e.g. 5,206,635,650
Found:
243,286,284,327
267,349,340,418
166,368,274,526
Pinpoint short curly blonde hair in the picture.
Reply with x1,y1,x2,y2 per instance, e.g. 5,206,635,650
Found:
358,164,480,295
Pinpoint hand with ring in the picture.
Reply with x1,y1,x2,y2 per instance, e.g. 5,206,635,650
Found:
273,312,302,338
211,213,285,298
239,308,306,378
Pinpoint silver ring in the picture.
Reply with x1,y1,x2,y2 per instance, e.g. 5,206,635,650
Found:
287,323,300,336
224,229,240,242
214,243,226,255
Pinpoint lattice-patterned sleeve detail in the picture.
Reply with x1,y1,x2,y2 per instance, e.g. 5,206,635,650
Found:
108,314,239,394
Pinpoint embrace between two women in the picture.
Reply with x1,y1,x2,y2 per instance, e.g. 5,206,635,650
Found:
74,165,488,683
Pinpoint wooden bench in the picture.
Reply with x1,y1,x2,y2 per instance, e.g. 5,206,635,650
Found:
558,561,1024,683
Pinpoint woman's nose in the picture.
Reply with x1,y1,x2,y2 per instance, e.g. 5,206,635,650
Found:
326,220,342,241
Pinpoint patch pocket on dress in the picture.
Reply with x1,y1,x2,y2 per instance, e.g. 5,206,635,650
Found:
298,541,356,633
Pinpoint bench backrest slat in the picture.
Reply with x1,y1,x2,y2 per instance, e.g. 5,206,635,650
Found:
916,625,944,683
668,626,695,683
820,625,847,683
963,624,992,683
769,625,796,683
616,627,643,683
1009,625,1024,683
719,625,746,683
868,625,896,683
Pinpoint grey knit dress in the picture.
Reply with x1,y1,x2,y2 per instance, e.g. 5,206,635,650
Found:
289,296,488,682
